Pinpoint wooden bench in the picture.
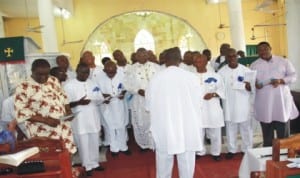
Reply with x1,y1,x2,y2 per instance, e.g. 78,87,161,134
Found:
0,137,85,178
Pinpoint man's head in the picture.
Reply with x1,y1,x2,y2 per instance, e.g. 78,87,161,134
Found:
183,50,193,65
56,55,69,70
113,49,127,66
193,53,207,71
202,49,212,61
165,47,182,67
159,50,167,65
80,51,96,68
31,59,51,84
220,43,230,56
147,50,159,64
130,52,137,64
225,48,238,69
103,61,117,79
76,63,90,82
135,48,148,64
257,41,272,61
50,67,67,82
237,50,245,58
101,57,111,66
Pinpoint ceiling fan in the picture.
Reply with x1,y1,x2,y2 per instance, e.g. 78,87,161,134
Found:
59,8,83,45
217,3,229,29
24,0,44,33
254,0,280,15
250,27,268,40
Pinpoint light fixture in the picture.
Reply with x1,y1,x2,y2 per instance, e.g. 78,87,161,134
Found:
54,7,71,19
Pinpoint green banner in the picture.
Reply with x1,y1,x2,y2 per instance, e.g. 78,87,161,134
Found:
0,36,25,63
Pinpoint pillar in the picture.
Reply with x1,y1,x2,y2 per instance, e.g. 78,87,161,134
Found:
227,0,246,52
37,0,58,52
286,0,300,91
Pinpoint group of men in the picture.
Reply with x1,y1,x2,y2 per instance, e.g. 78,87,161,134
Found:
0,41,298,178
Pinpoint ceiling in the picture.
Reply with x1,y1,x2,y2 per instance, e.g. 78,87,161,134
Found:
0,0,73,18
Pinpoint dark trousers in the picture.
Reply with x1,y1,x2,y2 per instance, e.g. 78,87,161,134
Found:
260,121,290,147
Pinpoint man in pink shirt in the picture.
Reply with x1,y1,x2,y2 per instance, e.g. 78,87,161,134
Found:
250,41,299,146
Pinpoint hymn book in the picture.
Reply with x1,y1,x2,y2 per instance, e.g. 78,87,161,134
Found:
0,147,39,166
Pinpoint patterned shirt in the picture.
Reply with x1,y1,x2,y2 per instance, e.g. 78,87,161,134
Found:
14,76,76,153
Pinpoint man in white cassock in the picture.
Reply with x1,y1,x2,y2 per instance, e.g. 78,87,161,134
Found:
124,48,160,150
63,63,105,176
145,47,204,178
193,53,225,161
98,61,130,156
81,51,110,147
218,48,256,159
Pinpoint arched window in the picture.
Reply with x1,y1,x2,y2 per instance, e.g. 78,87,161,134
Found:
93,41,111,66
134,29,155,52
178,36,189,56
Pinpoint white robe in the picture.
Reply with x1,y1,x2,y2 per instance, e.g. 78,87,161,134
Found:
218,64,256,123
196,71,225,128
146,66,204,154
63,78,103,134
179,63,196,73
124,61,160,149
98,72,127,129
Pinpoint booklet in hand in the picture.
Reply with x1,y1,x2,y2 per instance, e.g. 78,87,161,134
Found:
59,111,80,121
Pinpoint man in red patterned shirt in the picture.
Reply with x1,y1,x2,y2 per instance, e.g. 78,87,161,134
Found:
14,59,76,154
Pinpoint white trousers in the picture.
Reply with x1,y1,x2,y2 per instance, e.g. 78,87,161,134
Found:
225,120,253,153
199,128,222,156
156,150,196,178
74,132,100,171
109,127,128,152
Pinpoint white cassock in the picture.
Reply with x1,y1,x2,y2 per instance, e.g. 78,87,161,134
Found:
88,66,108,145
196,71,225,156
179,62,196,72
63,78,103,171
146,66,204,178
123,61,160,149
218,64,256,153
89,66,104,83
117,65,130,126
98,72,128,153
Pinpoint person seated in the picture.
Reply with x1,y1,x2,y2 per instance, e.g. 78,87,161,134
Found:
14,59,77,154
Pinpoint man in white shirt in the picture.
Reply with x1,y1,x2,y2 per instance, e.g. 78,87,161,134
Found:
218,48,256,159
63,63,105,176
146,47,204,178
98,61,130,156
212,43,230,72
56,55,76,81
193,53,225,161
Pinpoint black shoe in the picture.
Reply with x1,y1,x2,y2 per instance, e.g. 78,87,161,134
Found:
196,155,203,160
140,148,148,152
225,152,235,159
86,170,93,176
212,155,221,161
111,152,119,157
94,166,105,171
121,150,132,155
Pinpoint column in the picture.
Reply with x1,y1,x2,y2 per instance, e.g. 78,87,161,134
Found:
227,0,246,52
286,0,300,91
0,16,5,37
37,0,58,52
